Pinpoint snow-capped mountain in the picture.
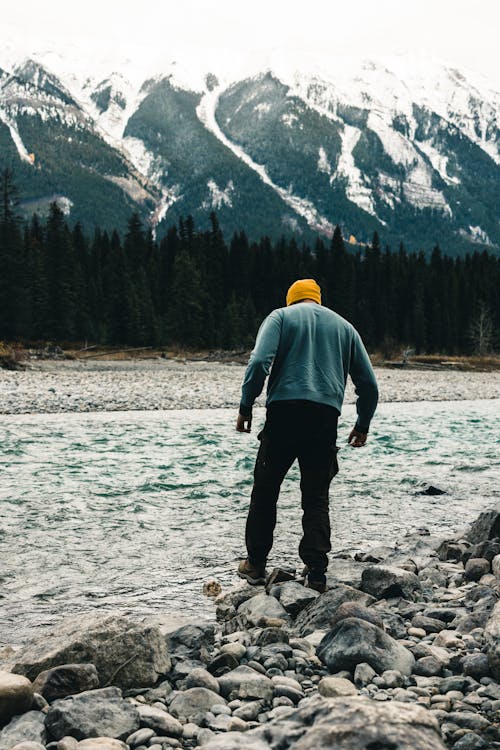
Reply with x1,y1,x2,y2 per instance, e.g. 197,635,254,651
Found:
0,48,498,254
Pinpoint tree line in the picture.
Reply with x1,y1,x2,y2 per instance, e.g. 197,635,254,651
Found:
0,170,498,354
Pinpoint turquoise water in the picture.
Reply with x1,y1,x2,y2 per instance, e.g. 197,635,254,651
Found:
0,400,499,645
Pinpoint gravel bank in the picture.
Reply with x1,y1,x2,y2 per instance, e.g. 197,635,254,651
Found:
0,360,498,414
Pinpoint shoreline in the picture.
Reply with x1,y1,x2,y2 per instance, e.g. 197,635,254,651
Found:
2,506,500,748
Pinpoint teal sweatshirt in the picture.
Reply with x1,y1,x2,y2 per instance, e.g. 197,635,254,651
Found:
240,302,379,433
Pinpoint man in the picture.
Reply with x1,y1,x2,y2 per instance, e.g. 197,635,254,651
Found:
236,278,378,592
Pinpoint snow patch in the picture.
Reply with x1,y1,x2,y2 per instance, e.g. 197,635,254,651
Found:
317,146,332,175
281,112,298,127
335,125,379,218
255,102,271,116
0,109,34,164
55,196,73,215
151,186,181,238
461,225,492,245
203,179,235,210
417,139,460,185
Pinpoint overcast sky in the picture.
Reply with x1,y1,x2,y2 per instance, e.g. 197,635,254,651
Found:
3,0,500,87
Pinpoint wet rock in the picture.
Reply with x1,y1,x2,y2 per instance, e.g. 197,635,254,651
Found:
169,687,224,720
0,711,46,750
0,671,34,727
318,676,357,697
379,611,407,639
468,538,500,561
166,623,215,661
265,568,296,587
326,559,369,589
215,586,265,622
417,485,447,496
202,695,447,749
361,565,421,600
452,734,489,750
354,546,394,564
254,628,289,647
136,706,182,737
317,617,415,676
185,667,220,694
12,615,170,690
294,584,375,636
329,601,384,630
44,687,139,742
466,506,500,545
238,594,288,627
32,664,99,702
206,653,239,677
218,666,274,702
464,558,490,582
437,540,469,562
275,582,318,616
461,653,490,680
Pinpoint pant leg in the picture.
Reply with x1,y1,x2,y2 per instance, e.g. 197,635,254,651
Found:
297,418,339,574
245,427,296,564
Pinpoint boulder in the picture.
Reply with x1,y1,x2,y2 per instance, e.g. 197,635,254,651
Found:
44,687,139,742
165,622,215,660
218,666,274,702
361,565,421,600
317,617,415,676
238,594,288,626
464,558,490,581
32,664,99,702
326,559,369,589
318,677,357,697
216,586,266,622
201,695,447,749
0,711,46,750
485,601,500,679
466,505,500,544
329,602,384,630
0,671,33,727
184,667,220,693
275,582,318,616
135,705,182,737
12,614,170,690
75,741,127,750
168,687,224,719
294,584,375,636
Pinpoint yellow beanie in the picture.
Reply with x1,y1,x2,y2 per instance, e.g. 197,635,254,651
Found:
286,279,321,306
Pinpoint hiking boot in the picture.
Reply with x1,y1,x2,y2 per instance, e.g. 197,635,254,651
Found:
238,558,266,585
302,566,328,593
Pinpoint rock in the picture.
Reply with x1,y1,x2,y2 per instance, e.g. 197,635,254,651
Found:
201,695,447,749
126,727,155,746
75,741,127,750
411,615,446,633
445,711,490,731
413,656,443,677
185,668,220,693
461,653,490,680
254,628,289,647
215,586,265,622
136,706,182,737
0,711,46,750
0,671,34,727
10,744,46,750
434,630,463,649
294,584,375,636
44,687,139,741
32,664,99,702
468,538,500,561
232,700,263,721
206,653,240,677
275,582,318,616
417,485,447,496
317,617,415,676
452,734,489,750
203,580,222,598
12,615,170,690
485,601,500,680
466,506,500,544
220,643,246,661
326,559,370,589
169,688,224,720
354,663,377,687
318,677,357,697
237,594,288,627
265,568,296,587
464,558,490,581
218,666,273,702
492,554,500,579
166,623,215,661
330,602,384,630
361,565,421,600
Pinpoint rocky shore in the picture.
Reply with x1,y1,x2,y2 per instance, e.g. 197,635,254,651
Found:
0,360,498,414
2,505,500,749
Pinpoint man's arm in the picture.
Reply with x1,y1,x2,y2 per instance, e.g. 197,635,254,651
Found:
236,311,282,432
348,330,379,445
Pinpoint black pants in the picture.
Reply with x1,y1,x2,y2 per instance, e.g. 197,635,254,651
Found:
245,400,339,574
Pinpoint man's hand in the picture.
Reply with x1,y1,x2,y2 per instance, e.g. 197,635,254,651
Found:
236,413,252,433
348,428,367,448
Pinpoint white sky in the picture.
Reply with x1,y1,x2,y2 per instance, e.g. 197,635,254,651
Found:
3,0,500,88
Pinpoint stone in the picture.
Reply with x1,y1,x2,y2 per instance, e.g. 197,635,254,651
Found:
354,663,377,687
492,554,500,579
201,695,447,749
318,677,357,697
381,670,404,688
44,687,139,742
469,539,500,562
294,584,375,636
185,668,220,694
220,643,246,661
75,741,127,750
317,617,415,676
0,671,34,727
237,594,288,627
329,602,384,630
169,688,224,720
32,664,99,702
411,615,447,633
434,630,463,649
12,615,170,690
254,628,289,647
417,485,447,496
464,558,490,582
206,653,240,677
215,586,265,622
136,706,182,737
326,559,370,589
466,506,500,544
203,580,222,598
446,711,490,731
218,666,274,702
461,654,490,680
413,656,443,677
452,734,488,750
361,565,421,600
232,701,262,721
485,601,500,680
166,623,215,661
0,711,46,750
126,728,155,746
10,744,46,750
275,582,318,616
56,737,79,750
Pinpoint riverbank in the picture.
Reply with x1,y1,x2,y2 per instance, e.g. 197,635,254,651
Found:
0,359,498,414
2,504,500,749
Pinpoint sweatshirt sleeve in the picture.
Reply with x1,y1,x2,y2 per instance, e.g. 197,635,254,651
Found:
349,330,379,433
239,310,282,416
